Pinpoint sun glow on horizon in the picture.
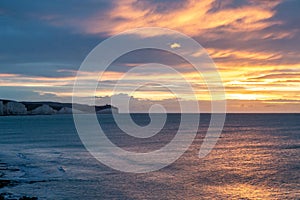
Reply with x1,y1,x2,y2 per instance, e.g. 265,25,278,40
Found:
0,0,299,112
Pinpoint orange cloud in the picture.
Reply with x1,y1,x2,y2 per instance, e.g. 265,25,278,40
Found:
207,48,282,61
83,0,282,37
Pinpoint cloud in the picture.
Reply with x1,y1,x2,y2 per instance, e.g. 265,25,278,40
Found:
207,48,283,65
0,86,68,102
96,93,204,113
95,93,300,113
0,0,300,112
81,0,282,37
170,43,181,49
250,73,300,80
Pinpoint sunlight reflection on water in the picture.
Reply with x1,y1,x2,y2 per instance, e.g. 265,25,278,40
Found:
0,114,299,199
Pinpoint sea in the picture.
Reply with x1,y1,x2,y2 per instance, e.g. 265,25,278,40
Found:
0,114,299,199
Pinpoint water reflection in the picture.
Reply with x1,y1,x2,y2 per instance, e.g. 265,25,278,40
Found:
0,114,299,199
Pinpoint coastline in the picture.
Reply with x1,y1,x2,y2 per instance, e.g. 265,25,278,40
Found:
0,161,37,200
0,99,118,116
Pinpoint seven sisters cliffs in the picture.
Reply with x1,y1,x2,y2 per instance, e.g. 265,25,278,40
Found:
0,99,118,116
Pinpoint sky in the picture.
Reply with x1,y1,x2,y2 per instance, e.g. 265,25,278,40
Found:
0,0,299,112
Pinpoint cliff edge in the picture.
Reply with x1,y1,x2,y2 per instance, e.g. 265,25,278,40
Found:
0,99,118,116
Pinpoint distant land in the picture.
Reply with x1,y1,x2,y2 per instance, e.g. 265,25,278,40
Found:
0,99,118,116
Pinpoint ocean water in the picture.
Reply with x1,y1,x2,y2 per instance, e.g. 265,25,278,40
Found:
0,114,299,199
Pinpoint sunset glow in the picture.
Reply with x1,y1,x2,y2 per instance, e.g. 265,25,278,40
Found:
0,0,299,112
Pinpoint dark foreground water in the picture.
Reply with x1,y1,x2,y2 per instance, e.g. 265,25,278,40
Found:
0,114,299,199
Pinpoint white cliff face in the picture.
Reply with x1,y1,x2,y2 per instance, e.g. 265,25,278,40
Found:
57,107,84,114
31,104,56,115
57,107,72,114
0,101,3,115
4,102,27,115
96,107,118,114
0,100,117,116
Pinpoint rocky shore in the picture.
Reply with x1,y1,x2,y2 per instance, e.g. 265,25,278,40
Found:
0,99,118,116
0,161,37,200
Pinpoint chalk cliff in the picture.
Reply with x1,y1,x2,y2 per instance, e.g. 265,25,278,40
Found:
30,104,56,115
1,101,27,115
57,107,84,114
96,107,118,114
0,99,118,116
